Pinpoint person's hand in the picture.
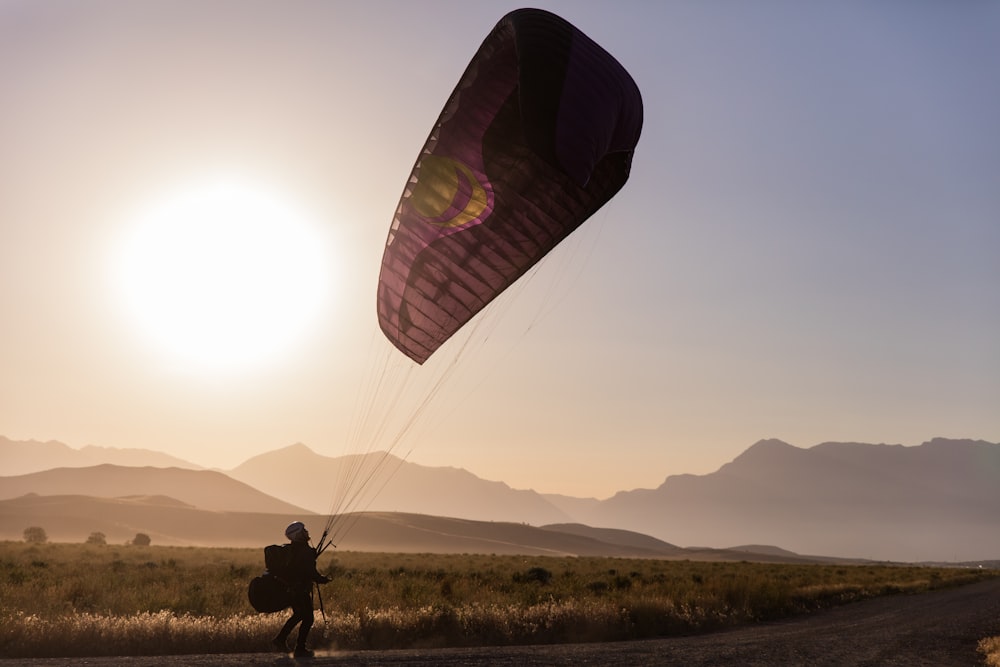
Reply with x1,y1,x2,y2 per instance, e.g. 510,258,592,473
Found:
318,575,331,584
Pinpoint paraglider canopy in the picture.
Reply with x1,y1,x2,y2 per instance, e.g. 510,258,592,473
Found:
377,8,643,364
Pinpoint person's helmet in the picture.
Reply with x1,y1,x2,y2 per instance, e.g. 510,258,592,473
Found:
284,521,307,541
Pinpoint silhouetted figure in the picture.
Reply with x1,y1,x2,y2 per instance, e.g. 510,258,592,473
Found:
272,521,330,658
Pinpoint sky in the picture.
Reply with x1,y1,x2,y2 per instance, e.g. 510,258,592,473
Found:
1,1,998,499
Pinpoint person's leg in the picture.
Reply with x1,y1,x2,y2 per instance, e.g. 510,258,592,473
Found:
273,610,302,650
281,588,314,656
294,606,315,654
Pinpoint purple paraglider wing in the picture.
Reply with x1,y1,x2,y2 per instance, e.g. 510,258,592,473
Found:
377,8,643,364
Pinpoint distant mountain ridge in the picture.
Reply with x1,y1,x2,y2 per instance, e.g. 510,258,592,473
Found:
3,435,998,562
0,436,201,475
0,464,308,514
591,437,1000,562
226,443,576,525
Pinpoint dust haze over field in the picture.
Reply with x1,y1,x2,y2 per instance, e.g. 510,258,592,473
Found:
3,436,1000,563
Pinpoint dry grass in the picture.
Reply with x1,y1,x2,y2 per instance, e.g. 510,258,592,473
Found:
1,541,996,658
980,636,1000,667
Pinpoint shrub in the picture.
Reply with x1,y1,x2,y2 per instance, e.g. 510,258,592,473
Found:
132,533,151,546
980,636,1000,667
86,532,107,546
23,526,47,543
514,567,552,585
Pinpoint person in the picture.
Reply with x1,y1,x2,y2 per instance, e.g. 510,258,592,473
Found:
271,521,330,657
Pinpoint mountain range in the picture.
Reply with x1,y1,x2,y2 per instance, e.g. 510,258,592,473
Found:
0,436,201,475
591,438,1000,562
2,435,998,562
227,444,577,525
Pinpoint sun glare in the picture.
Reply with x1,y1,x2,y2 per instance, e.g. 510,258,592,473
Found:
112,179,332,374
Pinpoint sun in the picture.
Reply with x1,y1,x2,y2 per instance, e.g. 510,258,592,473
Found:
112,178,332,374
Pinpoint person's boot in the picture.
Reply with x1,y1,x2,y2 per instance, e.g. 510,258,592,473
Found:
294,625,313,657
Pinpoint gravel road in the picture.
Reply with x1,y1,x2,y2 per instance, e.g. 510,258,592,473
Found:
10,578,1000,666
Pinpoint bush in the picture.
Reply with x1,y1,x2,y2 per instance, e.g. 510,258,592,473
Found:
23,526,47,543
514,567,553,585
132,533,151,547
86,532,107,546
979,636,1000,667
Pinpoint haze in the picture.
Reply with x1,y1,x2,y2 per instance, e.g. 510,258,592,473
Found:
1,1,997,498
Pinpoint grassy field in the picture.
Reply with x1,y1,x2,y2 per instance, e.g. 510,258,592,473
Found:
1,541,996,658
982,636,1000,667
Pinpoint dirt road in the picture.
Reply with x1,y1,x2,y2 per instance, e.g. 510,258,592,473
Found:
10,578,1000,666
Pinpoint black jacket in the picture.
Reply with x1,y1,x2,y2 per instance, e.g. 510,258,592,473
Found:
285,540,326,591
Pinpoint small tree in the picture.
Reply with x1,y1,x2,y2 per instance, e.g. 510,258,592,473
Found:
86,532,107,545
132,532,151,546
23,526,47,544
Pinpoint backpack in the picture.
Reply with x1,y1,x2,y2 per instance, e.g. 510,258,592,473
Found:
247,573,291,613
247,544,294,613
264,544,292,579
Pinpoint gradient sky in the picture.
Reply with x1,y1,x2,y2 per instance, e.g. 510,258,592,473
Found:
2,1,997,499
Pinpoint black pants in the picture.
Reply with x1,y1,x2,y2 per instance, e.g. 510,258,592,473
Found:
276,587,314,649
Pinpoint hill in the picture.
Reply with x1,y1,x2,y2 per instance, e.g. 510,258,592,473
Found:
0,494,308,547
0,493,845,562
0,465,308,514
